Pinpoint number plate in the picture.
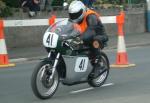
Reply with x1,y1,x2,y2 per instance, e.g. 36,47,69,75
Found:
74,57,89,72
43,32,59,48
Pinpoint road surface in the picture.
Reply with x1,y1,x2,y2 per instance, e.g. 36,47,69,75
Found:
0,45,150,103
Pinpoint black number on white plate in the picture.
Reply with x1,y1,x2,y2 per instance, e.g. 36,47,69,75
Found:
79,59,85,70
46,34,53,46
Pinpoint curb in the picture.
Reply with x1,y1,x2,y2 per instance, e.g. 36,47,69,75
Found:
10,56,45,63
105,42,150,50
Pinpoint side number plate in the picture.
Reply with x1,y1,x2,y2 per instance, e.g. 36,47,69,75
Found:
74,57,89,72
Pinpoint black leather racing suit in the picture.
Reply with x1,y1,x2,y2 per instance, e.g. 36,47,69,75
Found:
79,13,108,77
80,13,108,62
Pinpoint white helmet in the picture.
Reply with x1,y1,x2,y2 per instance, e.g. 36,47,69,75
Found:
68,0,86,23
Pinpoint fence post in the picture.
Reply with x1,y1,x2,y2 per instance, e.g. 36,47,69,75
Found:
147,0,150,32
0,20,15,68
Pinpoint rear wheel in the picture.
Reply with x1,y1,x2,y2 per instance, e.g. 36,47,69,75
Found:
31,60,59,99
88,52,109,87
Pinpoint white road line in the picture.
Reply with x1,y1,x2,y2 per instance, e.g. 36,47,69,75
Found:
70,87,94,94
10,58,28,63
70,83,114,94
101,83,114,87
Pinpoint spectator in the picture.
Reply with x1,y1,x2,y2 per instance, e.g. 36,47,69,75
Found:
82,0,89,7
82,0,96,9
21,0,40,17
88,0,96,9
63,0,68,10
21,0,30,12
28,0,40,17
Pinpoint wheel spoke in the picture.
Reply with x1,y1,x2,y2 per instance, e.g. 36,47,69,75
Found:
88,53,109,87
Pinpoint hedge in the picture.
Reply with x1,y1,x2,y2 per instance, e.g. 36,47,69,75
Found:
2,0,20,8
51,0,63,6
0,0,12,17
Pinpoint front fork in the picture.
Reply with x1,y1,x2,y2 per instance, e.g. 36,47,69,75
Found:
48,51,60,79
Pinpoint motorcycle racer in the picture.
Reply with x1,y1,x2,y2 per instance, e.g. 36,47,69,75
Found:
68,0,109,77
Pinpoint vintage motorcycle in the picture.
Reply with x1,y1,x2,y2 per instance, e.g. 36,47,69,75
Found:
31,20,110,99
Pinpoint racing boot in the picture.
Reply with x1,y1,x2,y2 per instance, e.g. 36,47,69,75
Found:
93,56,101,78
91,54,107,78
90,55,101,78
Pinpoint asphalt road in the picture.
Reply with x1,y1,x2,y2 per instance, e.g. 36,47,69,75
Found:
0,45,150,103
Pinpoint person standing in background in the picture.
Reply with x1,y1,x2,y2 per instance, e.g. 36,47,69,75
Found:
28,0,40,17
21,0,30,12
82,0,96,9
82,0,89,7
21,0,40,17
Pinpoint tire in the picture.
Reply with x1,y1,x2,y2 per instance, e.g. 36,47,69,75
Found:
31,60,59,99
88,52,110,87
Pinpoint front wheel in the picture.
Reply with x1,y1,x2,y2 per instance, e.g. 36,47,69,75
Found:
31,60,59,99
88,52,110,87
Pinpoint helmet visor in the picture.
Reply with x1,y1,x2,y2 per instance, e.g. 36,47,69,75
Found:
69,9,83,22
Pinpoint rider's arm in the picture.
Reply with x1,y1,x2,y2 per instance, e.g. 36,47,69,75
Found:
86,14,107,36
82,14,108,43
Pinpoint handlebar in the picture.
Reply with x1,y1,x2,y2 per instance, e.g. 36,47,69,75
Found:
60,33,80,41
